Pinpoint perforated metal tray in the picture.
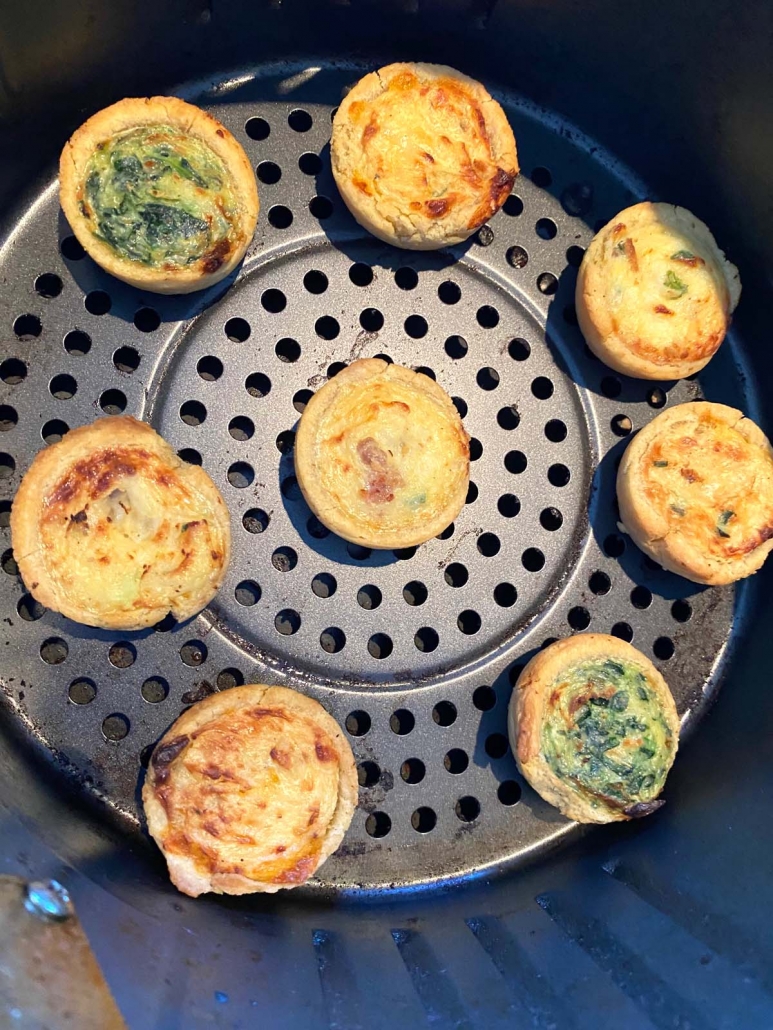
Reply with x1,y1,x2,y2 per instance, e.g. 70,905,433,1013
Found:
0,63,746,893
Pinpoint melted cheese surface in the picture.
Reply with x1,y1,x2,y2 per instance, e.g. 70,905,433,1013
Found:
587,203,735,367
150,701,341,887
335,66,516,240
38,445,227,625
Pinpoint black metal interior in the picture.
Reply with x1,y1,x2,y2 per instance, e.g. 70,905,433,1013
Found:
1,1,772,1026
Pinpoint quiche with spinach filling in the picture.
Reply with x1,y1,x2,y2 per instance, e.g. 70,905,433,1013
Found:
509,634,679,824
576,201,740,379
60,97,258,293
617,401,773,585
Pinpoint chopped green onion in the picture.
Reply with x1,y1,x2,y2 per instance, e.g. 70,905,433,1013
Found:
664,270,688,296
717,509,735,537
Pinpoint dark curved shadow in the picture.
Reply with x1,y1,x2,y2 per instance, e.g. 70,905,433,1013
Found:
470,655,566,826
277,446,397,568
57,208,245,328
313,139,480,272
588,438,708,602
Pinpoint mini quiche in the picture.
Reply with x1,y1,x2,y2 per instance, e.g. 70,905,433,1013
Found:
331,63,518,249
509,634,679,824
143,685,358,897
617,401,773,585
294,359,469,548
60,96,258,293
576,202,741,379
10,416,230,630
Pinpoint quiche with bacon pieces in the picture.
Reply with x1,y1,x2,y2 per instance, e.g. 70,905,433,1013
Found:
295,359,469,548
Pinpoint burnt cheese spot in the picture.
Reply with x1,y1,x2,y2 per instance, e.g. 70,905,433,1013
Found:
275,855,316,884
251,707,291,721
46,448,151,513
151,734,190,784
200,238,231,275
270,746,292,769
315,740,336,763
426,198,450,218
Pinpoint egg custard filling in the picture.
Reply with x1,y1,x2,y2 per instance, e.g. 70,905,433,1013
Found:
38,447,226,623
296,361,470,548
642,409,773,560
149,699,342,891
541,658,677,815
12,418,231,630
344,69,513,232
81,124,239,269
600,218,729,365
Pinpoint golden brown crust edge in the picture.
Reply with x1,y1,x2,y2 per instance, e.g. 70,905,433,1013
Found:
616,402,773,585
331,63,518,250
142,686,358,896
294,358,469,548
507,634,679,824
59,96,259,293
576,202,741,380
10,416,231,630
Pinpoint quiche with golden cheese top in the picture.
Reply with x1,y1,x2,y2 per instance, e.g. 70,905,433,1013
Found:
617,402,773,584
509,634,679,824
576,202,741,379
295,359,470,548
60,96,259,293
143,685,358,896
331,63,518,249
10,416,230,630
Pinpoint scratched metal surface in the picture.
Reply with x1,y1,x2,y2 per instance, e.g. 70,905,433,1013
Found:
0,63,746,892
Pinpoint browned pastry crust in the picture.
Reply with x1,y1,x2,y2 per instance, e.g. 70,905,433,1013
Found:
576,202,740,379
142,685,358,896
617,402,773,584
331,63,518,249
60,96,258,292
11,416,230,629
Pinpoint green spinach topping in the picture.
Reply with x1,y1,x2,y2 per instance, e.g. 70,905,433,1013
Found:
663,269,688,297
717,509,735,538
82,125,238,268
541,657,675,808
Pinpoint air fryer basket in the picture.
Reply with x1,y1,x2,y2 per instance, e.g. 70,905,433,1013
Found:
1,1,773,1027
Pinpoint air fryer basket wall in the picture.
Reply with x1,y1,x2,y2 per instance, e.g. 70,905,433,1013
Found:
1,1,772,1027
